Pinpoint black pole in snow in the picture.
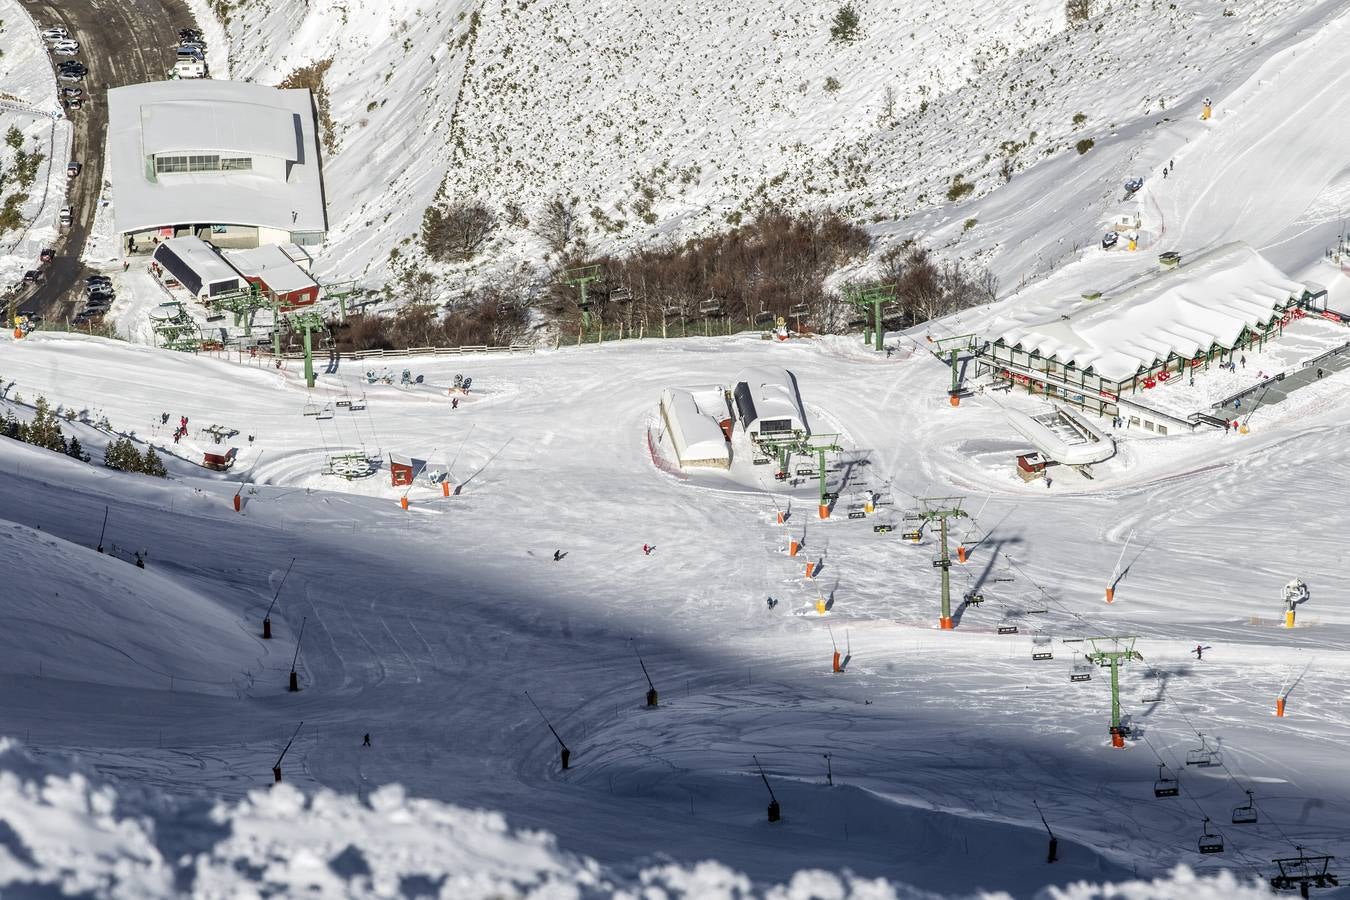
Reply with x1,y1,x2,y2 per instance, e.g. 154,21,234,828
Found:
96,506,109,553
1034,800,1058,863
288,616,306,692
525,691,570,769
273,721,304,784
635,650,658,707
754,755,780,822
264,557,296,639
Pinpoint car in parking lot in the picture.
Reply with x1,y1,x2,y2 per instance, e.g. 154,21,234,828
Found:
59,206,72,226
178,27,202,41
64,96,82,110
60,86,82,99
52,40,79,56
87,287,114,301
67,161,81,178
58,61,86,74
87,274,111,286
42,26,68,41
40,248,55,264
58,70,84,83
23,270,43,283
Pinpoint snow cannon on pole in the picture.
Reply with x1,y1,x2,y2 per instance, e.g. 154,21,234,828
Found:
753,755,781,822
635,649,658,708
525,691,571,770
1202,96,1212,120
272,721,303,785
288,616,307,692
263,557,296,640
96,505,109,553
1034,800,1058,863
1283,579,1308,629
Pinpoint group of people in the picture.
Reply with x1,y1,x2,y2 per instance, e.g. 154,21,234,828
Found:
160,412,190,443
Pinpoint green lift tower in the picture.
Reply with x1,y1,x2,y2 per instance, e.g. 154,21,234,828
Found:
1086,636,1143,748
914,496,968,629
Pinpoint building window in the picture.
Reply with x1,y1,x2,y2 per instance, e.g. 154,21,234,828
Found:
220,157,252,171
154,154,249,174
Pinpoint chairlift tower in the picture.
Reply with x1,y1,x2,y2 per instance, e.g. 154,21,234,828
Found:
286,311,327,388
913,497,968,629
212,283,268,338
1086,636,1142,747
928,334,981,405
563,265,602,331
844,283,896,351
759,433,843,518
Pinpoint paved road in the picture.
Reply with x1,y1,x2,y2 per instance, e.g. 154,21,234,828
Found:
15,0,198,320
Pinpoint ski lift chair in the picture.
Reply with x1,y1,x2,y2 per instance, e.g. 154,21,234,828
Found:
1071,660,1093,682
997,621,1019,635
1032,636,1054,661
1197,818,1224,854
315,404,335,421
1185,734,1221,768
754,310,775,327
1232,791,1258,825
302,402,322,416
1153,763,1180,798
699,298,723,317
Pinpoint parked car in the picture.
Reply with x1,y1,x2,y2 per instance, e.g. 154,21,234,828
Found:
178,27,202,41
87,288,114,301
23,270,42,283
57,61,86,74
57,67,85,82
64,96,81,110
53,41,79,56
67,161,81,178
72,311,97,325
177,46,204,60
60,86,82,99
39,248,55,264
86,275,111,286
41,26,68,41
59,206,72,226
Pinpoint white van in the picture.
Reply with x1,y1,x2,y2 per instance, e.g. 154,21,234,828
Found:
171,58,206,79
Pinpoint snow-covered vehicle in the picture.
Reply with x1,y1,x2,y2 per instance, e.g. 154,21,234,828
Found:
1124,177,1144,194
1101,231,1119,250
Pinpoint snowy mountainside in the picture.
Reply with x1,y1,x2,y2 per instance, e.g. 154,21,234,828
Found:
204,0,1350,292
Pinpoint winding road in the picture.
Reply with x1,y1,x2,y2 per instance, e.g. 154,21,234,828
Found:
15,0,197,319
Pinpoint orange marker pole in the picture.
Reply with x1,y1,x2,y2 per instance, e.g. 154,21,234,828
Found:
442,481,451,497
939,616,953,630
400,496,409,510
1276,696,1286,718
805,561,816,579
1105,586,1115,604
957,545,967,564
832,651,841,673
233,492,241,512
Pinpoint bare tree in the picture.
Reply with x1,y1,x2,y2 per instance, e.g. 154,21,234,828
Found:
421,199,497,262
536,196,580,254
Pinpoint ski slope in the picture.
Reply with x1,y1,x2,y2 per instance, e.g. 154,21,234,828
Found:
1,327,1349,895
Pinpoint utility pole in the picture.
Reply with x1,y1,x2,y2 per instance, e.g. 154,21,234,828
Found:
1086,637,1142,748
564,265,602,331
914,497,968,629
844,283,895,351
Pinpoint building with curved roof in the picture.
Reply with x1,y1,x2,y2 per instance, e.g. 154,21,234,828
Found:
107,80,327,253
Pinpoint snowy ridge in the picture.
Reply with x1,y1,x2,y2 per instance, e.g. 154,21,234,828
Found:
0,738,1278,898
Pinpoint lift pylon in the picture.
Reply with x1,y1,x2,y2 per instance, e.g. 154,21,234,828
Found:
1086,636,1142,747
563,265,603,331
913,497,968,629
844,282,896,351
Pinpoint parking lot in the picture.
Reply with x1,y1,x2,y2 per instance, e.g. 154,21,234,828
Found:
16,0,198,322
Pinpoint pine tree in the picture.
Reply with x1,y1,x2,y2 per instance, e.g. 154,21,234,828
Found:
105,437,133,471
27,396,67,452
141,446,167,478
66,436,90,463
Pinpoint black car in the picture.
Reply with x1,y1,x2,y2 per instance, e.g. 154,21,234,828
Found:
40,248,55,263
86,274,111,285
58,61,86,73
23,270,41,282
87,286,114,300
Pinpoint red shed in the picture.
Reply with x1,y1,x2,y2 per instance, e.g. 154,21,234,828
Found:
203,447,238,471
389,453,415,487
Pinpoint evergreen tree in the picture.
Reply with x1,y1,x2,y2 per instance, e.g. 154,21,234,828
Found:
27,396,67,452
105,437,134,471
66,436,90,463
141,446,167,478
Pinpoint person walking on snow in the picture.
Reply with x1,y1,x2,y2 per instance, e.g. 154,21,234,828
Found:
642,543,653,555
451,397,459,409
363,733,371,747
1193,645,1210,660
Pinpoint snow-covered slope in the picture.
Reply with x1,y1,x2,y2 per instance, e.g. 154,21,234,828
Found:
201,0,1350,295
0,739,1278,897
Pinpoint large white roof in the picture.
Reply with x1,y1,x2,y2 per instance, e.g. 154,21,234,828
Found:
107,81,327,237
140,100,300,160
156,236,240,285
997,243,1304,382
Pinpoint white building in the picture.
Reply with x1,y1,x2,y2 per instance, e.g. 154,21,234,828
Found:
659,387,731,469
732,367,809,440
107,80,328,254
150,236,244,301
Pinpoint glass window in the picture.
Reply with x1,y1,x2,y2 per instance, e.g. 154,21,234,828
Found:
220,157,252,171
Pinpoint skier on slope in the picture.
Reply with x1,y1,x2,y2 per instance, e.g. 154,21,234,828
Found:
1193,644,1211,660
363,733,371,747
